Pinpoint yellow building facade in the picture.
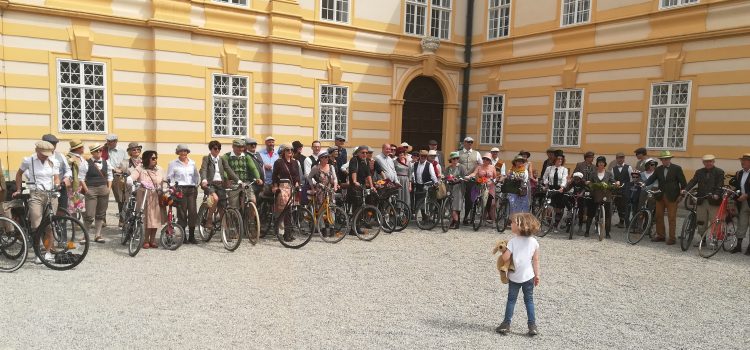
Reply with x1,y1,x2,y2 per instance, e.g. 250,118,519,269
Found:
0,0,748,176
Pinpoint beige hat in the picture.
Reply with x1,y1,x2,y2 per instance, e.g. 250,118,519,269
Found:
740,153,750,161
418,150,429,156
69,139,84,150
400,142,412,152
428,150,438,156
482,152,493,160
35,141,55,157
702,154,716,161
490,147,500,152
89,143,104,153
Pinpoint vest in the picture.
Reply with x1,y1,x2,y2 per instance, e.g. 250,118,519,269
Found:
613,164,631,184
308,155,319,169
459,149,479,173
86,158,109,187
413,162,432,184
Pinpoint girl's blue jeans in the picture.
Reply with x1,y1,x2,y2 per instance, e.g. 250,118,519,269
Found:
503,278,536,325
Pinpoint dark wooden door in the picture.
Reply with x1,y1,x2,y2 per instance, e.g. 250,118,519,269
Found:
401,76,444,152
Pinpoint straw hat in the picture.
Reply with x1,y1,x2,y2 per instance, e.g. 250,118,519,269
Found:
89,143,104,153
69,139,84,151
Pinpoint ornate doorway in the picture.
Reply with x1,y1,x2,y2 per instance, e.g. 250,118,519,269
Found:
401,76,444,152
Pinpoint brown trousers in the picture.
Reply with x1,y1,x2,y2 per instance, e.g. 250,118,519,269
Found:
84,185,110,226
176,186,197,229
654,196,678,239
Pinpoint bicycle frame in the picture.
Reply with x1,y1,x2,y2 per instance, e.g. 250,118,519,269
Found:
708,187,739,240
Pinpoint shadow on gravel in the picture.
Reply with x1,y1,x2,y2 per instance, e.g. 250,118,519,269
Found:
421,318,493,334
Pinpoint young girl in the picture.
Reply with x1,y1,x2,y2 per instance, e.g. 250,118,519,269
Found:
496,212,541,336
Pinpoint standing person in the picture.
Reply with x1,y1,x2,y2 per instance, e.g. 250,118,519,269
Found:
103,134,124,227
246,138,264,174
65,140,88,227
348,146,375,215
585,156,617,238
540,147,557,181
611,152,632,228
644,151,686,245
306,150,338,206
334,135,348,170
83,143,112,243
393,147,412,208
428,150,442,178
400,142,414,163
117,142,143,188
506,156,530,215
328,147,345,186
260,136,279,186
303,140,323,179
465,153,498,222
427,139,443,166
634,148,649,172
731,153,750,255
413,150,439,213
496,212,541,336
200,141,240,232
167,144,200,244
41,135,71,215
518,150,536,208
574,151,596,182
292,141,306,183
458,137,481,225
489,147,502,166
444,152,466,229
272,144,300,242
541,155,568,228
127,151,163,249
14,141,60,263
684,155,725,249
375,143,399,183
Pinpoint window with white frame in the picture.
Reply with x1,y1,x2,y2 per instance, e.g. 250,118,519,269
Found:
480,95,504,145
405,0,452,40
212,74,249,137
561,0,590,26
321,0,349,23
647,82,690,150
213,0,248,6
552,90,583,147
488,0,511,39
660,0,698,9
58,60,106,133
319,85,348,141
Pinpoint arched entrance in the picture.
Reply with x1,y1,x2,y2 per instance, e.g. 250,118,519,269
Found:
401,76,444,152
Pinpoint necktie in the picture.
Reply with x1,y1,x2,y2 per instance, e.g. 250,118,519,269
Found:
553,168,559,187
94,160,101,164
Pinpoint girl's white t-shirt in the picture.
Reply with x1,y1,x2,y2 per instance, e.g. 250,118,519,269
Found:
507,236,539,283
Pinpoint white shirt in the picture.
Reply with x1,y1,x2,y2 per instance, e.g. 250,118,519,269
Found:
90,157,114,181
303,153,321,177
741,169,750,195
20,154,59,191
106,147,125,173
53,152,72,180
167,158,200,186
375,153,399,183
507,236,539,283
211,156,222,182
542,166,568,188
70,153,88,182
412,160,438,184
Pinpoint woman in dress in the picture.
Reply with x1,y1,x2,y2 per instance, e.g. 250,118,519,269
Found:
272,144,300,242
506,155,530,215
306,150,338,205
393,147,412,209
584,156,619,238
518,150,536,208
444,152,466,229
465,153,498,223
127,150,164,249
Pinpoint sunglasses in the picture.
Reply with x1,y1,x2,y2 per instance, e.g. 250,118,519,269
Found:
211,147,221,151
465,141,474,143
151,157,158,160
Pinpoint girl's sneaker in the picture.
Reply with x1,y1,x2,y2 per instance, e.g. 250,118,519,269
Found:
528,324,538,336
495,322,510,334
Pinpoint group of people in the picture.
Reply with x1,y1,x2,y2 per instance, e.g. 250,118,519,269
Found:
4,132,750,260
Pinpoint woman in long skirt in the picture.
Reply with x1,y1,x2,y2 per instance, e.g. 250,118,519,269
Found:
393,147,412,208
444,152,466,229
507,155,530,215
127,150,164,249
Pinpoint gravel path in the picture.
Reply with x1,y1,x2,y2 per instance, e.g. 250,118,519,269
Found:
2,203,749,349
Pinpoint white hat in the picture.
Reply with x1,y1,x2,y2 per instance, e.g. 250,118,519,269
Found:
490,147,500,152
573,172,584,178
265,136,275,142
105,134,118,141
463,136,474,142
428,150,437,156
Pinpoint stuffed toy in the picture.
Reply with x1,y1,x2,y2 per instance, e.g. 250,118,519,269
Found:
492,240,515,284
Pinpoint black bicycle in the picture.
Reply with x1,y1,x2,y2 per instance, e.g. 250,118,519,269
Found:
352,186,383,241
626,187,660,245
120,182,147,257
414,181,440,231
272,181,314,249
679,190,711,252
439,178,463,232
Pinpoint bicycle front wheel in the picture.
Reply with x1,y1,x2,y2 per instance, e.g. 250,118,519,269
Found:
160,223,185,251
0,217,28,273
318,206,349,243
416,201,439,231
699,221,724,258
197,203,215,242
380,202,396,233
128,220,144,257
34,215,89,271
679,212,697,252
353,205,382,241
277,206,314,248
439,198,452,233
626,209,651,245
535,205,554,238
244,202,261,246
596,205,605,241
471,200,484,232
391,200,411,232
495,199,508,233
221,208,243,252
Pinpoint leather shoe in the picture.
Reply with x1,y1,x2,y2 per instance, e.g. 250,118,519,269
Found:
651,236,665,242
729,244,742,254
666,238,676,245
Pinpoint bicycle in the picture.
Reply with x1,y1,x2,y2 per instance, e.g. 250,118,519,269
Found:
12,188,89,270
561,191,586,240
119,182,147,257
535,189,558,238
221,182,261,251
0,211,28,272
468,177,495,232
309,184,349,243
197,184,225,243
698,186,740,258
494,182,510,233
257,185,275,239
373,180,410,234
439,178,463,232
626,187,660,245
272,181,315,249
159,181,185,250
678,190,711,252
352,186,383,241
414,181,440,231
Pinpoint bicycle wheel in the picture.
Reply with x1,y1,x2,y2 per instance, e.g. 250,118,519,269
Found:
353,205,382,241
244,202,260,246
440,198,452,233
391,200,411,232
34,215,89,271
120,216,131,245
495,199,508,233
535,205,554,238
277,206,314,248
679,212,697,251
380,202,396,234
197,203,215,242
699,221,724,258
258,200,274,238
0,217,28,272
567,207,580,239
318,206,349,243
626,210,651,245
722,221,737,252
416,201,439,231
221,208,243,252
472,200,484,232
596,205,606,241
160,223,185,251
128,220,144,257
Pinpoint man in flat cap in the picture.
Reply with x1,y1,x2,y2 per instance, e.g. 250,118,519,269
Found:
574,151,596,182
260,136,278,185
683,154,725,248
731,153,750,255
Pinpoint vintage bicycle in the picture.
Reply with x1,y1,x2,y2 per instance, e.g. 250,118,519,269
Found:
698,186,740,258
159,181,185,250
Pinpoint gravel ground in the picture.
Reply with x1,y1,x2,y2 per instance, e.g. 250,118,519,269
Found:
2,202,749,350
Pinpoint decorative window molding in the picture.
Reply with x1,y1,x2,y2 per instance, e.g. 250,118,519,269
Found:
405,0,452,40
321,0,350,23
659,0,699,10
212,74,249,137
647,81,691,150
57,59,107,133
552,89,583,147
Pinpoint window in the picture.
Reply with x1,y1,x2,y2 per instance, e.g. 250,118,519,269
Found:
561,0,590,26
647,82,690,150
480,95,504,145
488,0,511,39
212,74,249,137
321,0,349,23
552,90,583,147
58,60,106,133
213,0,248,6
319,85,348,141
405,0,452,40
660,0,698,9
